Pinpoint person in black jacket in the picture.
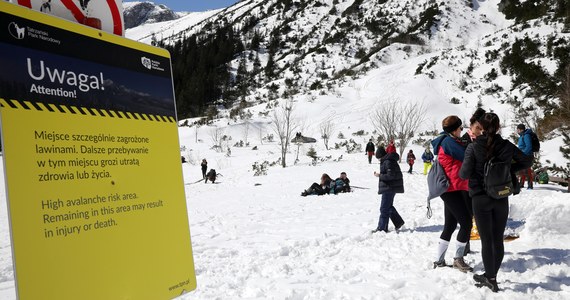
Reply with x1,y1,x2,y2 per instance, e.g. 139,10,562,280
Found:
371,146,405,233
459,113,532,293
365,139,375,164
201,159,208,179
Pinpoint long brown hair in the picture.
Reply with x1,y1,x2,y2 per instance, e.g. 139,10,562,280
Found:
479,113,500,160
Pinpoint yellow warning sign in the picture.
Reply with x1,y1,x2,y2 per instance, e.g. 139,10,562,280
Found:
0,2,196,300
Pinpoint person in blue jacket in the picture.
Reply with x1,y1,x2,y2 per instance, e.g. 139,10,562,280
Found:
516,124,534,189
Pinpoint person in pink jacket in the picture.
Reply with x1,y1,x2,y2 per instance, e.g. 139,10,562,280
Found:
431,115,472,272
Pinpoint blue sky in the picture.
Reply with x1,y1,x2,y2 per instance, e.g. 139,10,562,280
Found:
137,0,240,12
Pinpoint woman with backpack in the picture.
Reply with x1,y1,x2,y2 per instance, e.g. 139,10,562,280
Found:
459,113,532,292
431,116,473,272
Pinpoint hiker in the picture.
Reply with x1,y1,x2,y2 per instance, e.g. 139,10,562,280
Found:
459,113,532,292
431,115,473,273
372,146,405,233
459,107,486,254
301,173,334,196
421,148,434,175
375,143,387,160
334,172,351,194
365,139,375,164
201,159,208,179
205,169,216,183
406,150,416,174
461,108,485,145
181,156,187,163
516,124,534,189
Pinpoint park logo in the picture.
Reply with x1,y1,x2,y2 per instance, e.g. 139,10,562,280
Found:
8,22,26,40
140,56,165,72
141,57,152,70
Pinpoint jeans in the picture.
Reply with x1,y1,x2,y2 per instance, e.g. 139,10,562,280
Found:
377,191,404,231
473,194,509,279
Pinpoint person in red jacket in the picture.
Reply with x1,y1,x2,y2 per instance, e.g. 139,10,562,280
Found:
386,140,396,155
431,115,473,272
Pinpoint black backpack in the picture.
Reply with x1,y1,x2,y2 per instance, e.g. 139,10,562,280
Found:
529,132,540,152
484,157,513,199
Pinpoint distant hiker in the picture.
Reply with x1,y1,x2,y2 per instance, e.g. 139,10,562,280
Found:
201,159,208,179
421,148,434,175
334,172,351,194
205,169,216,183
516,124,534,189
181,156,187,163
301,173,334,196
386,140,396,155
365,139,375,164
372,145,405,233
459,113,532,292
375,143,387,160
431,115,472,273
406,150,416,174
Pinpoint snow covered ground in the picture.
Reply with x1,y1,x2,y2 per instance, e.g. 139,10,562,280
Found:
1,128,569,299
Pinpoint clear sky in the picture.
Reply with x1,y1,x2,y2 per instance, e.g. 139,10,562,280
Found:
134,0,241,12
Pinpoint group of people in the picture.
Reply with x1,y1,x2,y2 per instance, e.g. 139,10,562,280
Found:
430,109,533,292
301,172,351,196
367,108,535,292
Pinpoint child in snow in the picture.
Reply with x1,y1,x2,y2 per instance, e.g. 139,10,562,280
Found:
406,150,416,174
421,148,434,175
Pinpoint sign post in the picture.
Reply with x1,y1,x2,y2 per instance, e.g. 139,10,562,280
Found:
0,2,196,299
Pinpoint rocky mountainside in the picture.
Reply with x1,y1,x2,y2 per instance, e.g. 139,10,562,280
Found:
126,0,570,174
123,1,182,29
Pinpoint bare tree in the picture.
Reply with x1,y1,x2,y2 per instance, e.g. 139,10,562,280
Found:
558,65,570,127
320,117,336,150
270,99,299,167
370,100,399,142
370,100,427,160
395,101,427,158
209,127,225,152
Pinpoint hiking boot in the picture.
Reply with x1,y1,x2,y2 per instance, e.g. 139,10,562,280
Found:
474,273,499,292
453,257,473,272
433,260,447,269
301,191,308,197
395,222,405,231
371,228,387,234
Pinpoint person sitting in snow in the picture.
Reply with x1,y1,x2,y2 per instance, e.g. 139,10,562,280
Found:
205,169,217,183
301,173,334,196
333,172,351,194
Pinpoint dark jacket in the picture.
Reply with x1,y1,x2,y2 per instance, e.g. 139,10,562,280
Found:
459,134,532,197
366,142,375,153
378,152,404,194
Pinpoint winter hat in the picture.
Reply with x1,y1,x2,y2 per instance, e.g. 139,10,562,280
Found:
517,124,526,130
442,116,462,133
